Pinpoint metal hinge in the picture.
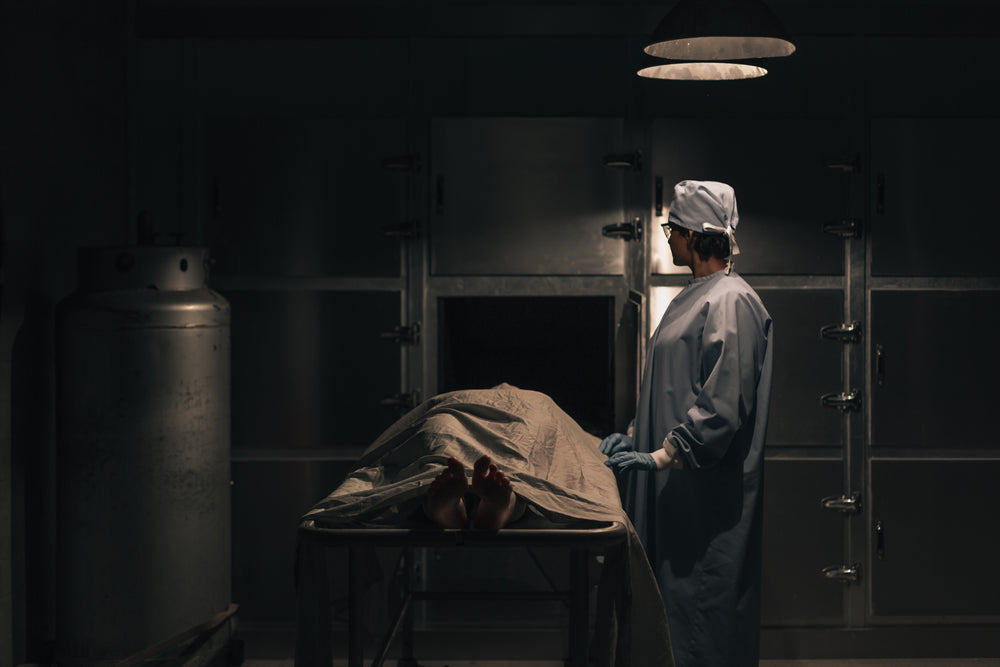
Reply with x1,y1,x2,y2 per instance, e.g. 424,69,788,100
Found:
602,150,642,171
380,322,421,345
820,321,862,344
821,492,862,513
822,563,861,584
602,218,643,241
823,218,863,238
381,221,419,238
821,390,861,412
826,154,861,173
382,154,421,172
381,390,420,411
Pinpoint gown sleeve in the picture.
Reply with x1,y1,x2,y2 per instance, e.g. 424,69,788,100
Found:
666,290,767,469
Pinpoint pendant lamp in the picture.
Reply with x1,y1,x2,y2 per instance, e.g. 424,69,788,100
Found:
638,0,795,81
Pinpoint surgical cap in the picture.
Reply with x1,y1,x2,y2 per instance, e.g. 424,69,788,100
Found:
667,180,739,235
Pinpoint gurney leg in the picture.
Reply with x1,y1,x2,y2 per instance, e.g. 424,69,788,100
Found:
568,548,589,667
293,541,332,667
348,548,363,667
399,548,419,667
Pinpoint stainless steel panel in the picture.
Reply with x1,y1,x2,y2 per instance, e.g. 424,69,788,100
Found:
871,291,1000,448
422,38,630,117
651,119,862,276
232,460,354,624
866,39,1000,118
206,117,406,277
227,290,401,449
761,460,846,626
871,460,1000,617
871,119,1000,277
613,295,641,433
196,40,411,115
758,289,844,447
430,117,626,276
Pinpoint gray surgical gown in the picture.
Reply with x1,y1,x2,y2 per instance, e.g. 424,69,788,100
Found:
623,270,773,667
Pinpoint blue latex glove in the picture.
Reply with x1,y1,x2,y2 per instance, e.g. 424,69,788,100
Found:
604,450,657,472
599,433,633,456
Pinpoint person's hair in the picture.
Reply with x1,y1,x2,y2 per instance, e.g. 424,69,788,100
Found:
691,231,730,262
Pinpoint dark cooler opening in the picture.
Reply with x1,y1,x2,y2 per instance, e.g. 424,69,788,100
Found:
439,296,614,436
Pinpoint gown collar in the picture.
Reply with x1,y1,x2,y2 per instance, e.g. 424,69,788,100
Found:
687,268,730,287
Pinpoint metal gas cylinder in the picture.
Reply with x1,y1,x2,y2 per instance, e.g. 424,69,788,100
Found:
55,246,231,664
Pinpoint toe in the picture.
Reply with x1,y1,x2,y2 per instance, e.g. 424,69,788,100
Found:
474,455,491,476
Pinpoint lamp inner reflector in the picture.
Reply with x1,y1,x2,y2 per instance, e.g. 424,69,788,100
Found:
637,62,768,81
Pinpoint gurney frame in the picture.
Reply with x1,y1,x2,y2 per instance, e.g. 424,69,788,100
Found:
295,519,628,667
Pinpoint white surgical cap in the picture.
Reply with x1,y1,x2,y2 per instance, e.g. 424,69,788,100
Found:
668,180,739,233
667,180,741,272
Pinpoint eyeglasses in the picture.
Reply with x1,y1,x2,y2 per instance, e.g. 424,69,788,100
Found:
661,224,683,240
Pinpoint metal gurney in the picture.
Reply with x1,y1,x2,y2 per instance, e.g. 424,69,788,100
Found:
294,384,673,667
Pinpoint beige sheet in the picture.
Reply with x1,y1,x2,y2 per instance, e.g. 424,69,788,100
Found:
302,383,673,667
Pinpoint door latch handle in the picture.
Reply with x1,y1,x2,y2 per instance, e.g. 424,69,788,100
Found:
821,390,861,412
875,519,885,560
602,218,643,241
821,493,862,513
380,322,421,345
822,563,861,583
822,218,863,238
820,321,862,344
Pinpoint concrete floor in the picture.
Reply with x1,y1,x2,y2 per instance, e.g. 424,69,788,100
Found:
245,661,1000,666
239,626,1000,666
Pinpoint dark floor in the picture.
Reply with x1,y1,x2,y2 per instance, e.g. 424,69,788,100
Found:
238,625,1000,667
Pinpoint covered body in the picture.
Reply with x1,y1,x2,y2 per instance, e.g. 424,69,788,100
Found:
624,270,773,667
303,383,672,666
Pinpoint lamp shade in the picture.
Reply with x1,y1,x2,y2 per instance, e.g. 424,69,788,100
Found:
644,0,796,61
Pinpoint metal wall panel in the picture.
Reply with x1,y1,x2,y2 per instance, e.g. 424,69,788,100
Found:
761,460,846,626
870,119,1000,277
870,460,1000,617
758,289,844,447
613,295,641,433
205,117,406,277
421,37,630,117
870,291,1000,448
195,40,411,115
429,117,626,276
227,290,401,449
866,40,1000,118
650,119,862,276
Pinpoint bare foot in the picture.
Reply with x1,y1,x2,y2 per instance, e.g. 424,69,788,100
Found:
471,455,519,530
424,457,469,528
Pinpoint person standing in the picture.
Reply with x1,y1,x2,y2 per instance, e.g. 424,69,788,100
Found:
602,180,774,667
